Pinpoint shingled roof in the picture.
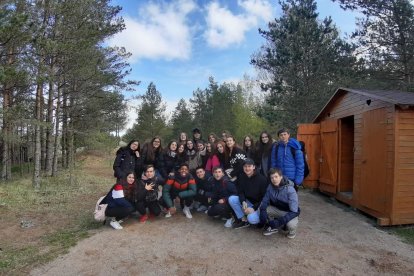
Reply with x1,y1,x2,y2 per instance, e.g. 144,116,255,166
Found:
313,87,414,122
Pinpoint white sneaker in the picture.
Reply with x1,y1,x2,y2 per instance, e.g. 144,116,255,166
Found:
110,219,123,230
165,211,172,218
224,217,234,228
183,206,192,219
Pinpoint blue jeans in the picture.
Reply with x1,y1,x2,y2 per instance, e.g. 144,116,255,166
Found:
228,195,260,224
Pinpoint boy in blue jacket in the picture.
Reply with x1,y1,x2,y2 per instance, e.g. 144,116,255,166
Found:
259,167,300,238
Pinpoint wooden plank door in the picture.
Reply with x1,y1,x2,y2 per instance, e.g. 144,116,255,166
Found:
297,123,321,189
319,120,339,194
360,108,388,213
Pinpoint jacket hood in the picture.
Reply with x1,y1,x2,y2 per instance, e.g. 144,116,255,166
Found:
287,138,301,150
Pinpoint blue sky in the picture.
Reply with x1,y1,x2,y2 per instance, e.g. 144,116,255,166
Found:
108,0,360,130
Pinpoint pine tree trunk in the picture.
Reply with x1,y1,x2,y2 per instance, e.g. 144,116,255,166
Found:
61,87,68,169
52,82,62,176
45,78,54,176
33,81,43,189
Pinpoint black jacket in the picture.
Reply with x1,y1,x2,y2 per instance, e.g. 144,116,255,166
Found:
235,172,268,210
113,147,142,179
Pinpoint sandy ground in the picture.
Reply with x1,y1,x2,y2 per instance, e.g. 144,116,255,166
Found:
31,190,414,276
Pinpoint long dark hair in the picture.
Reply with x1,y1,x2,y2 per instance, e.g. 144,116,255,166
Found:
256,131,273,158
142,136,163,163
117,139,140,155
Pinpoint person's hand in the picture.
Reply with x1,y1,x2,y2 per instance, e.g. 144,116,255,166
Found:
207,197,211,203
169,207,176,215
135,151,140,157
169,172,175,177
145,183,154,191
218,199,224,204
244,207,254,215
242,201,248,210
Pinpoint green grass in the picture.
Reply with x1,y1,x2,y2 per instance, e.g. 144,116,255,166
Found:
0,160,113,275
391,227,414,245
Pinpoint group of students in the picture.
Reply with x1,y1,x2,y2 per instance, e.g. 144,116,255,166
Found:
100,128,304,238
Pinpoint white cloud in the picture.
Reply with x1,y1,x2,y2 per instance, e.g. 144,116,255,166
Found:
108,0,196,62
204,0,273,49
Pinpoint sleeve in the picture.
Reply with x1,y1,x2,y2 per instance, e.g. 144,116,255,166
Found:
112,184,133,208
230,151,246,178
135,156,143,178
287,186,299,212
270,144,277,169
113,152,125,179
294,149,305,185
254,177,268,210
178,178,197,198
162,178,174,208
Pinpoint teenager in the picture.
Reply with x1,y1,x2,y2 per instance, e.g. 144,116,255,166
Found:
136,165,163,223
104,172,137,230
216,141,226,168
162,140,178,178
113,140,142,181
186,139,202,175
258,168,300,238
208,133,218,144
178,132,188,144
192,128,203,145
224,135,247,181
163,164,197,219
141,136,165,177
207,167,237,224
194,166,213,212
205,142,220,174
243,135,257,161
255,131,273,178
176,142,187,172
228,158,268,229
196,140,208,169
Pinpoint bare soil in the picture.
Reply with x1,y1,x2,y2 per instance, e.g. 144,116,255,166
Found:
30,189,414,276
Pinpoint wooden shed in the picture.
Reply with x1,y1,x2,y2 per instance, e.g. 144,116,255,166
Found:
297,88,414,225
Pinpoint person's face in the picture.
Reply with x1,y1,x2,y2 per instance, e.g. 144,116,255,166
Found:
270,172,282,186
206,143,212,153
197,143,205,151
179,166,189,177
186,140,193,149
279,132,290,144
222,133,227,140
170,142,177,151
130,141,139,151
243,164,255,176
194,132,201,139
196,168,205,179
261,133,270,144
213,169,224,180
145,167,155,179
153,138,161,148
208,135,215,143
217,144,224,153
126,173,135,184
244,137,252,147
178,144,185,153
180,132,187,141
226,137,235,148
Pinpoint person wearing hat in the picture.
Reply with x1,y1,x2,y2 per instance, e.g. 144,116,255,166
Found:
192,127,202,145
270,128,304,188
228,158,268,229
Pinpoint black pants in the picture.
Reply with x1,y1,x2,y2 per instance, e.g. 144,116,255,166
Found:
105,205,134,221
195,193,210,206
136,200,161,216
207,203,232,219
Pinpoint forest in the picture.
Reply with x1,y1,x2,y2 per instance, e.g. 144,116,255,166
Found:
1,0,413,186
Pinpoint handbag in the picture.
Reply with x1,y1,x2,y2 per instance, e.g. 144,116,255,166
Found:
94,196,108,222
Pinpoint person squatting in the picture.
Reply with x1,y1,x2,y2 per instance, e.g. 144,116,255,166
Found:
102,127,304,238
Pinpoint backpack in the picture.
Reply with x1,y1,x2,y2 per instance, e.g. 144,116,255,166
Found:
94,196,108,222
274,141,310,178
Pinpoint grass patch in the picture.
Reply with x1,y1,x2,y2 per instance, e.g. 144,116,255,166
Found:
391,226,414,245
0,153,114,275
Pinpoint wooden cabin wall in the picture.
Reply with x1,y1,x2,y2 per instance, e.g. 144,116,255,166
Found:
317,92,395,220
393,108,414,224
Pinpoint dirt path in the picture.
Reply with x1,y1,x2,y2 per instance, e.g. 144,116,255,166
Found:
31,191,414,276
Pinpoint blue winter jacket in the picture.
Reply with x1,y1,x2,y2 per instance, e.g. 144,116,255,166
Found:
259,177,300,228
270,139,304,185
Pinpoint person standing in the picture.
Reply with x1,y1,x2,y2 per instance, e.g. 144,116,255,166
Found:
259,168,300,238
255,131,273,178
270,128,304,187
224,135,246,181
113,140,142,181
141,136,165,177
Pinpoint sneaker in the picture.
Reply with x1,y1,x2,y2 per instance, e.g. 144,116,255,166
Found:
109,219,123,230
197,205,208,212
233,220,250,229
183,206,193,219
139,214,148,223
224,217,234,228
263,226,278,236
287,231,296,239
165,211,172,218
